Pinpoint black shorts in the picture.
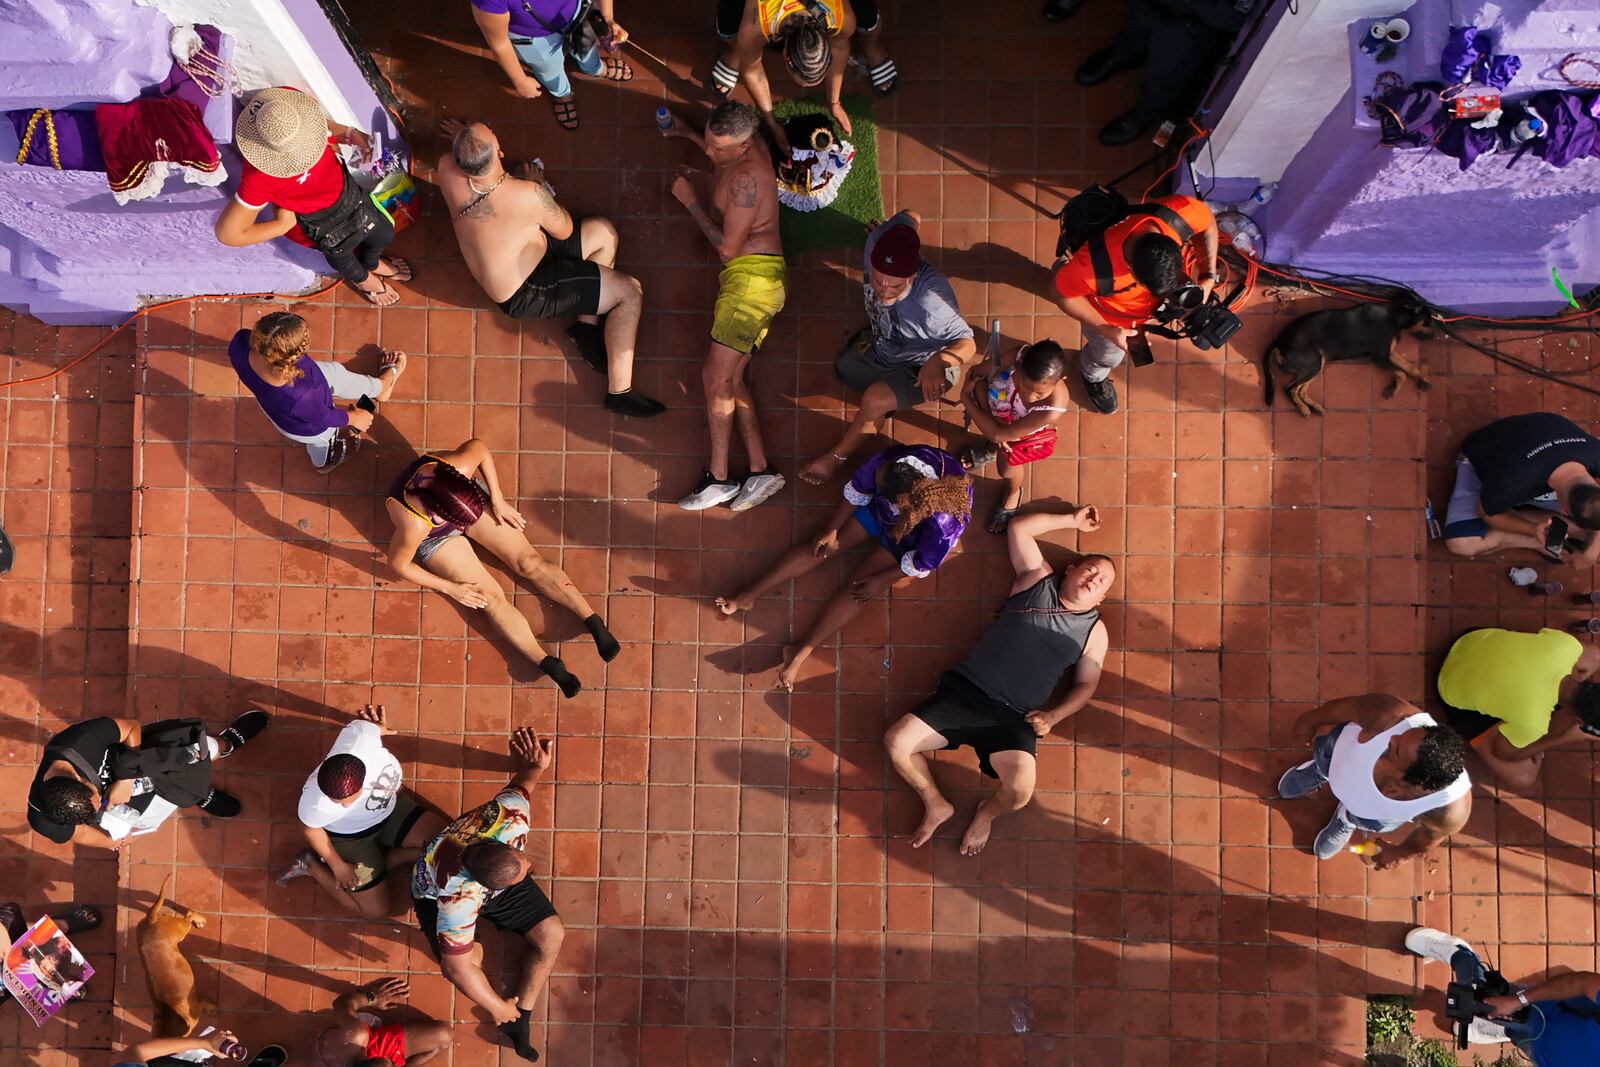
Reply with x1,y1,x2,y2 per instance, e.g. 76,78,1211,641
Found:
911,671,1037,779
715,0,878,39
497,220,601,321
411,877,558,960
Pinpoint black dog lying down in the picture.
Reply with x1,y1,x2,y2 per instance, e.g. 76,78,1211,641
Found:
1261,297,1434,416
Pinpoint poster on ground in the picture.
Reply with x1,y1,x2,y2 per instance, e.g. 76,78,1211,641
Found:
2,916,93,1026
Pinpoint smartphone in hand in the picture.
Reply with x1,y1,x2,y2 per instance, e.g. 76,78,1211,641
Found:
1127,331,1155,367
356,395,377,414
1546,515,1570,556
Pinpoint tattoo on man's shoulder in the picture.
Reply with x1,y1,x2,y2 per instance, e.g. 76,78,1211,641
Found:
527,180,558,214
730,169,758,209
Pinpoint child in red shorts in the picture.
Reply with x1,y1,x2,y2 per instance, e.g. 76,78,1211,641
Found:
959,339,1071,533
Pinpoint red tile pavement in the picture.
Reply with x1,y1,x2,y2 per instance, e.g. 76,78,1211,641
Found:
2,2,1598,1065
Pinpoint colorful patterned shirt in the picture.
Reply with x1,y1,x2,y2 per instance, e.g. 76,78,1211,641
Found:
410,786,531,954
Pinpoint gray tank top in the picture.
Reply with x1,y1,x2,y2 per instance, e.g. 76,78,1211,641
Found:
954,574,1101,712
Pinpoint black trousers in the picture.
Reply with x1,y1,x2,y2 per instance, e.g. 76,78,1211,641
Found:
1108,0,1236,122
318,208,395,286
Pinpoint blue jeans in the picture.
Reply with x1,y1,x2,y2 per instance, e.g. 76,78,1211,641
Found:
1308,726,1409,835
510,33,601,98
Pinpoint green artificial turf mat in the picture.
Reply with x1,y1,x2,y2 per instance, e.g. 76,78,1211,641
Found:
771,94,883,257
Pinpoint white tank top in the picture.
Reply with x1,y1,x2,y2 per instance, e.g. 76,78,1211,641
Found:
1327,713,1471,822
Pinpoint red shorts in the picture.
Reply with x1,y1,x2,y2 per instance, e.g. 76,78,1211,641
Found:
366,1023,408,1066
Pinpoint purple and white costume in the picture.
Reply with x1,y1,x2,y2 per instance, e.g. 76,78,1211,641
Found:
843,444,971,578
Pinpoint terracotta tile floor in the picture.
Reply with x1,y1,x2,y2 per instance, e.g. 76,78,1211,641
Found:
3,2,1598,1064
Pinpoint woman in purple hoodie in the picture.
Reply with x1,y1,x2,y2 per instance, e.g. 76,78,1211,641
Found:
229,311,407,472
716,443,973,690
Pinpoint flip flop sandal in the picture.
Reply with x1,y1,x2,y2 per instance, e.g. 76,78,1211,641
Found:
710,58,740,97
866,57,899,96
988,500,1020,535
354,280,400,306
379,349,407,388
375,257,412,283
49,904,102,935
551,95,580,130
599,57,633,82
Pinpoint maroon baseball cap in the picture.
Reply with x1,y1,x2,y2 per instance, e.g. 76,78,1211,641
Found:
869,223,920,279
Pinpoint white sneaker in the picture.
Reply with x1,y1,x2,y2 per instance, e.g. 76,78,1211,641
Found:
678,470,742,511
1466,1016,1511,1044
729,469,786,512
1405,926,1471,965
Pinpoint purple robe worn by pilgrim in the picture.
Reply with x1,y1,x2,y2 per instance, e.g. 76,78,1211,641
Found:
843,444,971,578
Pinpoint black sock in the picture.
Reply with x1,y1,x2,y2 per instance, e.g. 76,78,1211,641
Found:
603,389,666,418
566,322,608,374
538,655,581,699
500,1007,540,1062
584,613,621,662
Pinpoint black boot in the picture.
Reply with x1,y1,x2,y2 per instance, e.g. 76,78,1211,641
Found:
1076,47,1143,87
1098,110,1155,148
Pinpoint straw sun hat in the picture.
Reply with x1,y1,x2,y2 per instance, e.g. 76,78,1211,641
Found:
235,88,331,178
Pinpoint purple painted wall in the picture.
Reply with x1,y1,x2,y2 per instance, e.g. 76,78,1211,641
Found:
1199,0,1600,313
0,0,405,325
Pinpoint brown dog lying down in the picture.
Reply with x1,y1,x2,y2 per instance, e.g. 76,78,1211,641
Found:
1261,297,1434,416
137,872,212,1037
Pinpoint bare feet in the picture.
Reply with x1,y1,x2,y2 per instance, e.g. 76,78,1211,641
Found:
798,451,846,486
775,643,808,692
909,799,955,848
960,806,998,856
714,594,753,617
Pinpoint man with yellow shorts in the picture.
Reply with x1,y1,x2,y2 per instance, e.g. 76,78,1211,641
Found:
1436,626,1600,792
667,102,790,512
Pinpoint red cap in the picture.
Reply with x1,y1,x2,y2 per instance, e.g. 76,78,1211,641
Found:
869,223,921,279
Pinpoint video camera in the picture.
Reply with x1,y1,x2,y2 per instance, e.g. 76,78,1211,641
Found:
1444,969,1521,1050
1147,284,1243,351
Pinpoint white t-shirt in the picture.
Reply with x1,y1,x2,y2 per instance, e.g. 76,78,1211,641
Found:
297,720,403,834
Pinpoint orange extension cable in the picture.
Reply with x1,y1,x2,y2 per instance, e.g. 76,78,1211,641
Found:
0,283,339,392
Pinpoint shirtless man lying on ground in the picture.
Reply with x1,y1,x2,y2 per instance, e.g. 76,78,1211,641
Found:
437,117,663,418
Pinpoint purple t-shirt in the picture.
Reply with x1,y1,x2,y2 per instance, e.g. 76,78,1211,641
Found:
228,329,348,437
843,444,971,578
471,0,579,39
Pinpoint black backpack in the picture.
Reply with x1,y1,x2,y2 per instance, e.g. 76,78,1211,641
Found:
1053,185,1197,297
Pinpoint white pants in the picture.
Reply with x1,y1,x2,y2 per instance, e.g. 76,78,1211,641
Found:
270,361,383,467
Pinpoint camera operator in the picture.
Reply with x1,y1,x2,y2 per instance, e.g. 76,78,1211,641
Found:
1407,926,1600,1061
1050,192,1219,415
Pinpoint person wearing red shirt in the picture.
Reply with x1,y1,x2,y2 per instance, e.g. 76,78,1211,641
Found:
1051,193,1218,414
215,88,411,306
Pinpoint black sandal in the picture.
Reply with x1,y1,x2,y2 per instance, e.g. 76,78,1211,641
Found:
866,57,899,96
49,904,102,936
988,498,1021,535
551,95,580,130
598,57,633,82
959,441,999,471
